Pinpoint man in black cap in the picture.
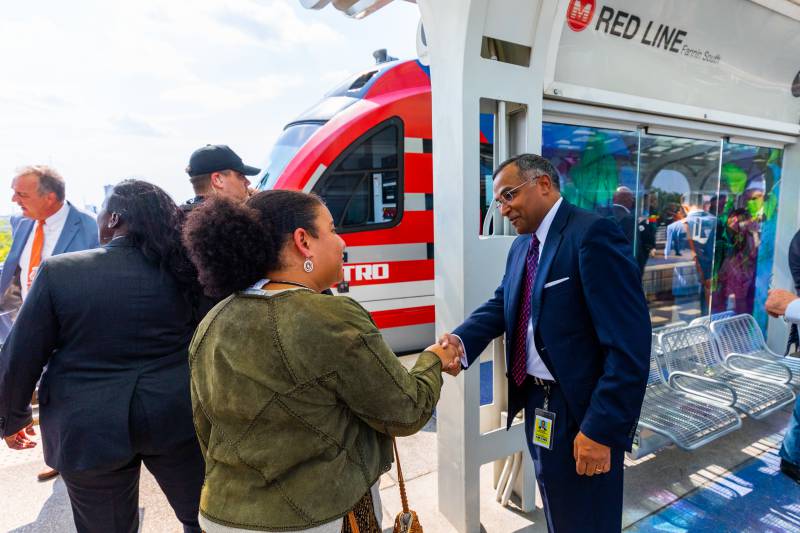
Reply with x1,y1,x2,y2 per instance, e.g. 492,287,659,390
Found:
182,144,260,211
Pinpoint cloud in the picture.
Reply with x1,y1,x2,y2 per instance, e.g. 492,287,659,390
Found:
160,73,305,112
321,69,353,84
110,0,342,51
108,115,166,137
213,1,342,48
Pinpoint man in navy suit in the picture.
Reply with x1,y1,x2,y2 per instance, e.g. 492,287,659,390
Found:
1,165,98,481
440,154,650,532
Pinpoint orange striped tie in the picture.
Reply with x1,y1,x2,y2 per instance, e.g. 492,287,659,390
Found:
27,220,45,288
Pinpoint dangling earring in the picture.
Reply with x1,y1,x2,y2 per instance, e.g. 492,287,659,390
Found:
303,258,314,273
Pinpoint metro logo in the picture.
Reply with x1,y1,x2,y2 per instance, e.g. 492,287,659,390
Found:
567,0,596,32
342,263,390,282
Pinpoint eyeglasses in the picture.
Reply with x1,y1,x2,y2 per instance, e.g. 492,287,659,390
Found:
494,177,540,209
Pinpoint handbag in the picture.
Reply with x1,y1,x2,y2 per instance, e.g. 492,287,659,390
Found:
392,437,423,533
344,437,420,533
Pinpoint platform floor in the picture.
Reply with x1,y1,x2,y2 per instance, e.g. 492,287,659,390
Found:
1,356,798,532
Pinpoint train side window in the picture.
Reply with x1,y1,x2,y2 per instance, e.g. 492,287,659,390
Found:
312,118,403,232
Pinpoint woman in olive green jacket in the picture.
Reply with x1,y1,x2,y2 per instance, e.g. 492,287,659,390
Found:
182,190,459,533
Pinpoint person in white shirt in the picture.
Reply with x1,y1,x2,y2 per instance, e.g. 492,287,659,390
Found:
765,288,800,484
1,165,98,482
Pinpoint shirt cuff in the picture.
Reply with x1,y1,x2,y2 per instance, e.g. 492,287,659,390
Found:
453,334,469,368
785,298,800,324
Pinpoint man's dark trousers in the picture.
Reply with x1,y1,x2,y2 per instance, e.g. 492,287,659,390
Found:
523,381,624,532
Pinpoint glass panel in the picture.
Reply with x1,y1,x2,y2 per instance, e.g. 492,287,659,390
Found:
315,171,399,228
638,134,721,328
479,112,495,232
312,120,401,230
541,123,641,260
257,122,323,190
710,143,783,333
338,125,398,171
483,120,784,339
478,98,528,237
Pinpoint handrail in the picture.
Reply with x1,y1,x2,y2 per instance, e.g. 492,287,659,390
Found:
725,353,793,384
668,371,738,407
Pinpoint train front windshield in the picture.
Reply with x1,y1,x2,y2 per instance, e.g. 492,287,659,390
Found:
257,122,323,190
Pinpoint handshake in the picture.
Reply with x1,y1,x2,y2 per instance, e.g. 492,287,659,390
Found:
425,333,465,377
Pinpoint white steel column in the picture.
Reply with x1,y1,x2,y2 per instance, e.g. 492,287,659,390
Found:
768,139,800,352
417,1,565,531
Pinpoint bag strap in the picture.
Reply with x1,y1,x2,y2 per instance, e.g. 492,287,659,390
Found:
347,511,360,533
392,437,410,514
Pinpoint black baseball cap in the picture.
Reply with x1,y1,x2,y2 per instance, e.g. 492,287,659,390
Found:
186,144,261,177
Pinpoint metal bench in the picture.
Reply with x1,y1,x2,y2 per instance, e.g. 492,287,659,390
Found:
635,335,741,453
652,321,688,335
689,310,736,327
659,325,796,419
711,314,800,388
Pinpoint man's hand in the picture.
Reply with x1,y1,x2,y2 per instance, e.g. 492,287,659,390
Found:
573,431,610,476
437,333,465,376
425,342,461,376
4,429,37,450
766,289,798,318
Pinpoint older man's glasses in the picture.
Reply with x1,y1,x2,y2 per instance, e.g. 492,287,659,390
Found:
494,177,540,209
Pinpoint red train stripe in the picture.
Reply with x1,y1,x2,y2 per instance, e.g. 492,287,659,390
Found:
405,153,432,194
370,305,435,329
343,259,433,286
341,211,432,246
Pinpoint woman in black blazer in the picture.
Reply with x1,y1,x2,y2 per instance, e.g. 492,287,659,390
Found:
0,179,204,533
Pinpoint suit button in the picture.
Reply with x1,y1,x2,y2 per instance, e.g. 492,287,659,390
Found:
0,416,5,430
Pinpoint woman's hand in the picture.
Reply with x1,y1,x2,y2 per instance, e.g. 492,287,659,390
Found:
425,343,462,376
4,429,37,450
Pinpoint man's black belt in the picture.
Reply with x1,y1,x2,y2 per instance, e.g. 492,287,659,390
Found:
529,376,557,386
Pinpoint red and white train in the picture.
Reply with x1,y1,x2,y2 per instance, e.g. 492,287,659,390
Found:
257,58,479,353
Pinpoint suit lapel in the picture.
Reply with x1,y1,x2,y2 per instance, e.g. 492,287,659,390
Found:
52,205,79,255
0,219,33,297
8,219,34,266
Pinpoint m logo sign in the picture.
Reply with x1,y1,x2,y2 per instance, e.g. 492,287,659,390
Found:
567,0,596,32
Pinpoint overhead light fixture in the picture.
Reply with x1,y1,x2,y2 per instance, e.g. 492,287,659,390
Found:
343,0,395,18
299,0,332,8
299,0,399,18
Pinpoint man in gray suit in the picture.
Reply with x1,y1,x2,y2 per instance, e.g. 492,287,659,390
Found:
1,164,98,481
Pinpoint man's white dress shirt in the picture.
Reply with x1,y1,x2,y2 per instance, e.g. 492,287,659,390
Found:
785,299,800,324
19,202,70,301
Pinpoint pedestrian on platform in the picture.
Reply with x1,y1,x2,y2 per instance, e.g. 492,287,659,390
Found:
765,288,800,484
180,144,260,211
0,179,205,533
0,164,98,482
440,154,651,532
182,190,460,533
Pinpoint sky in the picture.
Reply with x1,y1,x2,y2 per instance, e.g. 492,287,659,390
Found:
0,0,420,214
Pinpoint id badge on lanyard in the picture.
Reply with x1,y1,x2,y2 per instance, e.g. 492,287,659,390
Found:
533,385,556,450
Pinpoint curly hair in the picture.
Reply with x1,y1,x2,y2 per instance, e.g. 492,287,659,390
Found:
182,190,323,298
106,179,199,294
